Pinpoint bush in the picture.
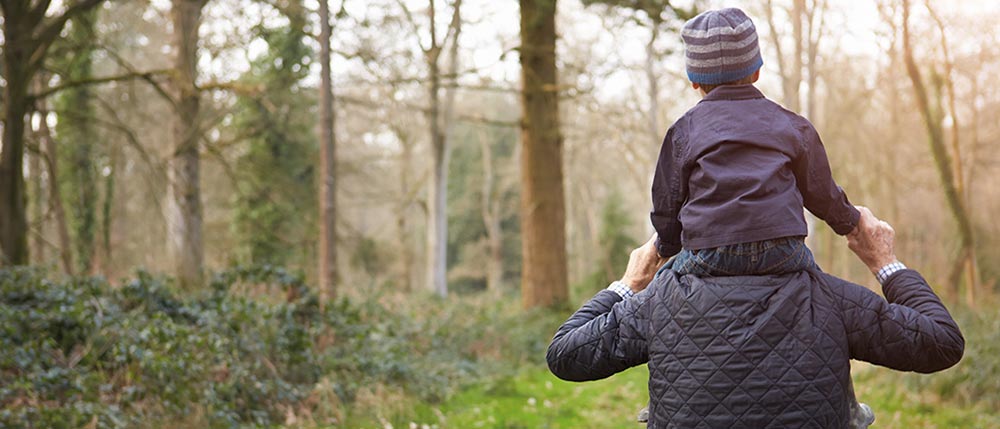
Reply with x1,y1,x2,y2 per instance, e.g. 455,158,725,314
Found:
0,267,556,428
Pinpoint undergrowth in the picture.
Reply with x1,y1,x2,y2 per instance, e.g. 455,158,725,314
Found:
0,267,558,428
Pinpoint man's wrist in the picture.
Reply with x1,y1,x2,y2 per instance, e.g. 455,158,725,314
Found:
875,261,907,285
607,280,635,299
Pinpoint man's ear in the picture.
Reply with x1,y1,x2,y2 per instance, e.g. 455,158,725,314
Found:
691,82,701,90
751,69,761,83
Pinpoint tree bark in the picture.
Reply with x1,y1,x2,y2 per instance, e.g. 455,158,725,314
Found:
901,0,975,301
29,126,46,265
318,0,338,301
0,35,31,265
479,129,503,293
519,0,568,308
167,0,207,288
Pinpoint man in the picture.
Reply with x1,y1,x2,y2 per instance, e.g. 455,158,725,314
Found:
546,207,964,428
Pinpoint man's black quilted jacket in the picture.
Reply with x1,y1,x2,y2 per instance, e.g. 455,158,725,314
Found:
546,269,964,428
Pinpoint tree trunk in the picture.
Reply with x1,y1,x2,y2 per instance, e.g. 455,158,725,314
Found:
168,0,207,289
479,130,503,293
519,0,568,308
901,0,975,300
0,48,30,265
29,127,46,265
318,0,338,301
789,0,804,113
38,107,74,276
645,20,661,145
424,0,463,298
55,11,99,275
926,2,977,304
393,126,416,292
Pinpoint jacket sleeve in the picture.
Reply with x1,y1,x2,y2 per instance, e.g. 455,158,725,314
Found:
546,289,650,382
841,269,965,373
651,125,685,258
791,122,860,235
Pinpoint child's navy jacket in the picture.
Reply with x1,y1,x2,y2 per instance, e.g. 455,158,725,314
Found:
651,84,859,258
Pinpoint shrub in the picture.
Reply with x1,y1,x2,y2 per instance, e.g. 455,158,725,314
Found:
0,267,556,428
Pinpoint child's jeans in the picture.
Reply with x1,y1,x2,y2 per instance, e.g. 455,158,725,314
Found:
661,236,816,277
640,236,875,428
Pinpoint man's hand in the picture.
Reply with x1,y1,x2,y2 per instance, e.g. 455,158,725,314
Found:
847,206,899,275
621,235,669,293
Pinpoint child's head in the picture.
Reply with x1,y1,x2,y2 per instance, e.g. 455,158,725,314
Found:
681,8,763,95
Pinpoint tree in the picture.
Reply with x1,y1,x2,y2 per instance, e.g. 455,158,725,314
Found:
318,0,338,300
519,0,568,308
233,1,315,268
0,0,105,265
53,11,100,274
167,0,209,288
900,0,977,302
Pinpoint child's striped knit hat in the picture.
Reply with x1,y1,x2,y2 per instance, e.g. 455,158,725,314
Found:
681,8,763,85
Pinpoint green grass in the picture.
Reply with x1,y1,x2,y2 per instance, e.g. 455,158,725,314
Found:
342,365,650,429
341,362,1000,429
852,363,1000,428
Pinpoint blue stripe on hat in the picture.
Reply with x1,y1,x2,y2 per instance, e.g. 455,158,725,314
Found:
686,58,763,86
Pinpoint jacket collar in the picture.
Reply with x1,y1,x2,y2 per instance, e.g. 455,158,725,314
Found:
700,84,765,102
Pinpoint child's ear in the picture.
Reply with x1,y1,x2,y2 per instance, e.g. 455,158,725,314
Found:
751,69,761,83
691,82,701,90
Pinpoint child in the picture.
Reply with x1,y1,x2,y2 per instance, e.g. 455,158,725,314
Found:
642,7,874,428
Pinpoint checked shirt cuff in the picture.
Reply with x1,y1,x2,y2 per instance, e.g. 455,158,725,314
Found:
876,261,907,285
606,281,634,299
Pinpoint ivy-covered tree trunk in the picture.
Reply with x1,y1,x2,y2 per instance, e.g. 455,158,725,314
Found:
55,11,99,274
518,0,568,308
167,0,208,288
232,2,314,272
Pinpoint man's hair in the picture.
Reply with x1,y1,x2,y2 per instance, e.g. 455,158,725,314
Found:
698,74,757,94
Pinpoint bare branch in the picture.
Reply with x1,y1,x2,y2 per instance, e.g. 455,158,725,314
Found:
26,0,54,30
29,70,171,100
393,0,427,52
456,113,517,128
29,0,105,70
98,45,177,108
197,80,265,96
764,0,789,84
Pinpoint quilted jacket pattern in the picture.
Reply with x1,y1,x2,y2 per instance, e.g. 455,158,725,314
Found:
546,269,964,428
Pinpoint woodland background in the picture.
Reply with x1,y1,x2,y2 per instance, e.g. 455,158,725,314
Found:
1,0,999,427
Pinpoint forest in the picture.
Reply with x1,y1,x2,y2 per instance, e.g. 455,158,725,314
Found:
1,0,999,427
